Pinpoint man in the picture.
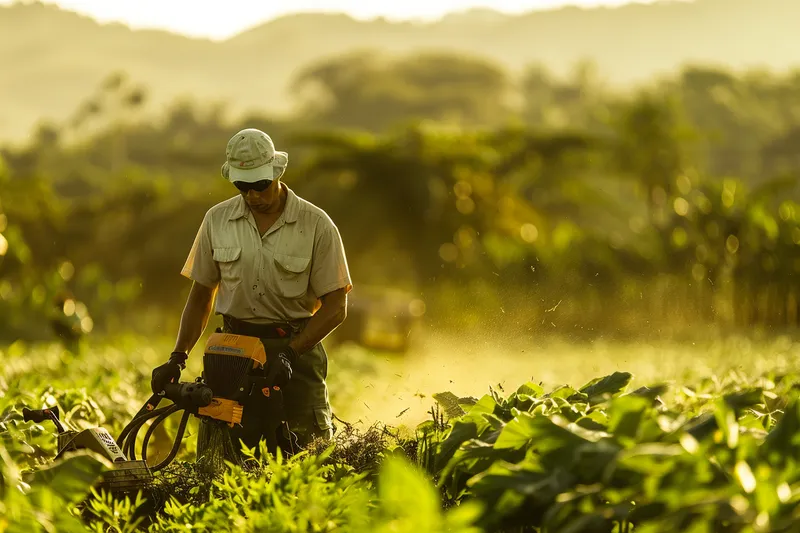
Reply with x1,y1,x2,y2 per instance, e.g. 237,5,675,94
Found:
151,128,352,454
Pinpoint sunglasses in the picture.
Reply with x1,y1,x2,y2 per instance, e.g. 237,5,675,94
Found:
233,179,272,193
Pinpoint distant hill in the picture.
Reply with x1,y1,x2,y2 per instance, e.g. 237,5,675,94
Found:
1,0,798,143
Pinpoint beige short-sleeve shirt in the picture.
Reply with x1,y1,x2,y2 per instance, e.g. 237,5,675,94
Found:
181,185,352,323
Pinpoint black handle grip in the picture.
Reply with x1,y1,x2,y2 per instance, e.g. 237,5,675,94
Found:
163,382,213,408
194,385,213,406
22,406,60,424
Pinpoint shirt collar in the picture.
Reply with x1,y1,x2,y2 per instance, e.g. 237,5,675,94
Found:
227,184,300,223
283,185,300,223
228,195,248,221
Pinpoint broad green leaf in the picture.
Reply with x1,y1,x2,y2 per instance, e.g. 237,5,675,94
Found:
495,413,609,452
559,403,585,422
511,394,538,412
378,455,444,531
607,395,652,442
547,385,580,400
614,443,685,472
575,416,607,431
493,413,542,451
516,382,544,398
556,417,612,443
569,440,622,485
469,393,499,417
433,391,467,420
28,450,111,505
469,461,575,510
629,384,669,406
481,413,506,433
442,499,484,532
458,396,479,409
445,438,512,477
437,420,480,470
579,372,633,403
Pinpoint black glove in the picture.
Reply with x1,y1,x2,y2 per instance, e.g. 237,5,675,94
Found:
151,351,187,393
264,349,295,389
278,345,300,366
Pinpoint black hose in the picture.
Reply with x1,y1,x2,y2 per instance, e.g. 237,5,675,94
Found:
150,409,192,472
126,404,180,461
123,414,157,460
119,411,169,461
119,405,175,461
141,404,180,462
116,384,214,471
117,405,172,446
117,399,189,471
124,419,145,461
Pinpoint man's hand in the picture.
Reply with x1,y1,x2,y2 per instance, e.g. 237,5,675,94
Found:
151,352,188,393
278,345,299,366
265,350,293,389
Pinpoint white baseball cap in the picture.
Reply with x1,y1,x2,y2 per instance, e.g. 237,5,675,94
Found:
221,128,288,183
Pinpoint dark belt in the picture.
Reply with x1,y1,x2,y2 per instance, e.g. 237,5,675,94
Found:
221,315,297,339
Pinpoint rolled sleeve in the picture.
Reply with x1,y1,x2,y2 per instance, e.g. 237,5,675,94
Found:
310,220,352,298
181,212,220,289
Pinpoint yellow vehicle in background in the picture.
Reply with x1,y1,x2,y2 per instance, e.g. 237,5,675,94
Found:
329,285,426,353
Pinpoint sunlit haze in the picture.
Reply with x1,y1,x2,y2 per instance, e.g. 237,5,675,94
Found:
2,0,665,40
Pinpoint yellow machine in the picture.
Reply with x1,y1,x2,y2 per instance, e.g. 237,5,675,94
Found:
197,332,267,426
25,332,291,494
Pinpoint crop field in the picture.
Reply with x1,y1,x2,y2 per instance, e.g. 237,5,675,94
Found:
3,5,800,530
2,332,800,533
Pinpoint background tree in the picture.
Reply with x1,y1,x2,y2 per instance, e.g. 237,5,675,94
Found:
2,55,800,341
291,51,511,132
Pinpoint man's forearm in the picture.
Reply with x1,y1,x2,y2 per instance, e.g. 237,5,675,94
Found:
289,299,347,355
173,283,216,355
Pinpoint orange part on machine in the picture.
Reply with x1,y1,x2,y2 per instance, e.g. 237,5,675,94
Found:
204,332,267,369
198,398,244,427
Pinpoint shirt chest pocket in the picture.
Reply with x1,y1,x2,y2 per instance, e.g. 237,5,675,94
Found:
272,228,314,299
273,252,311,298
213,247,243,288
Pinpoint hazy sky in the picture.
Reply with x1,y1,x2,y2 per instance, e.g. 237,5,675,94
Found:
2,0,661,40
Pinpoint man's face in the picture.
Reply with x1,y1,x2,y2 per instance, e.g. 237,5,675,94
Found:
235,179,281,214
